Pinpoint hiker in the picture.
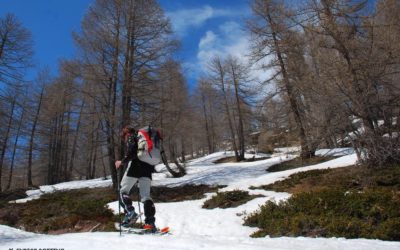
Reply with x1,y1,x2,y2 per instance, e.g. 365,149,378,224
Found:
115,125,160,232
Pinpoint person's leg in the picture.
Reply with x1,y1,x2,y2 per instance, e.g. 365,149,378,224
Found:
120,162,139,224
138,177,156,226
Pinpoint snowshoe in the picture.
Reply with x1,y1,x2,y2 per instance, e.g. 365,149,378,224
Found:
121,210,139,227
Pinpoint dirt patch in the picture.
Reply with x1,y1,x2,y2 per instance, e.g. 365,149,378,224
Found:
150,184,222,202
267,156,337,172
203,190,264,209
214,156,270,164
214,156,238,163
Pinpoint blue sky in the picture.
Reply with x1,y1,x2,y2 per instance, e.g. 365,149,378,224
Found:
0,0,252,89
161,0,252,87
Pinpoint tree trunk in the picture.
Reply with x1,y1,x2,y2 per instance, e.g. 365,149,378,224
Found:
27,86,44,187
266,12,313,159
107,5,121,189
47,117,57,184
101,147,108,179
215,58,239,161
180,136,186,162
86,120,94,180
63,106,71,181
168,139,186,176
55,109,65,183
121,2,135,131
0,98,16,192
230,63,246,161
201,92,213,154
161,143,185,178
6,100,24,190
209,102,217,153
68,100,85,180
106,119,117,188
90,126,100,179
223,90,239,160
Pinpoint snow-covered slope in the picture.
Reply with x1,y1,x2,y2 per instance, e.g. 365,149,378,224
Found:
2,150,400,250
13,178,113,203
2,224,399,250
3,224,399,250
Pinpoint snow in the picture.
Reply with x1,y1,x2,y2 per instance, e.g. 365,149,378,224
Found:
223,153,358,192
152,152,295,187
2,224,400,250
383,132,399,138
3,149,400,250
315,148,355,156
274,147,301,154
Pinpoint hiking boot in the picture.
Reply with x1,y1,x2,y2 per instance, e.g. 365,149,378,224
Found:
121,210,138,227
143,222,157,233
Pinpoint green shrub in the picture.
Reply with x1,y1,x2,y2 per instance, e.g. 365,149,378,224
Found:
375,219,400,240
70,198,114,218
7,188,116,233
244,188,400,240
151,184,220,202
203,190,262,209
1,185,222,234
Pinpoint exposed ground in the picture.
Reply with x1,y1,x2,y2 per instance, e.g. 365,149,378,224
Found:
266,156,337,172
202,190,263,209
213,156,270,164
255,164,400,193
0,184,219,234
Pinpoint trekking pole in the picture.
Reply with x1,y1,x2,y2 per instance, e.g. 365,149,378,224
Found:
117,169,122,236
136,181,143,225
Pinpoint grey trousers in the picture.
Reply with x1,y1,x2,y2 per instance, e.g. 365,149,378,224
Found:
120,161,152,212
120,161,156,224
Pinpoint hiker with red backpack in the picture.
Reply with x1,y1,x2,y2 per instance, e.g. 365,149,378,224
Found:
115,125,162,233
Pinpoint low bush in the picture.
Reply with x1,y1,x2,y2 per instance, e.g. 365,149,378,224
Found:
0,189,28,209
0,188,116,233
203,190,262,209
244,188,400,241
255,165,400,194
0,184,222,234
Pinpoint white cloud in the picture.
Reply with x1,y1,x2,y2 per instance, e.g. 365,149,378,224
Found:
199,31,217,49
219,21,242,40
196,21,248,72
194,21,275,84
167,5,237,37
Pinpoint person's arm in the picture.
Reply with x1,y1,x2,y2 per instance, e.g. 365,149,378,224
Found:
121,134,138,164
